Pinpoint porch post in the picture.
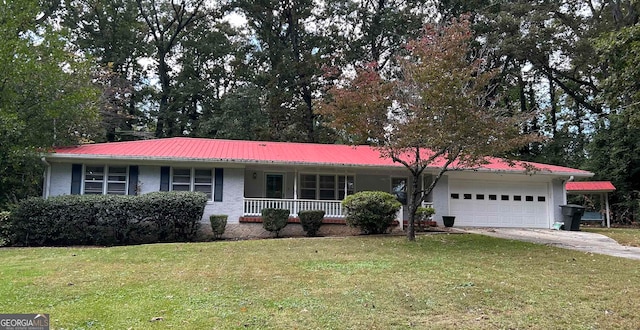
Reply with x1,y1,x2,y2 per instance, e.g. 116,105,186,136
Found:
605,192,611,228
293,170,298,217
343,174,347,198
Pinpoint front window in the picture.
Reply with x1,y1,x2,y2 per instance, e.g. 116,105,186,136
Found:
319,175,336,200
83,165,127,195
107,166,127,195
392,177,407,205
300,174,317,199
84,165,105,194
299,174,354,200
265,174,284,198
172,168,213,199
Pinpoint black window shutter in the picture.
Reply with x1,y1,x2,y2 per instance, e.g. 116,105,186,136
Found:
71,164,82,195
160,166,170,191
214,168,223,201
128,166,139,195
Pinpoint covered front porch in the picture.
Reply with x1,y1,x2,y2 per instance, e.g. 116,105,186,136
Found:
240,166,435,221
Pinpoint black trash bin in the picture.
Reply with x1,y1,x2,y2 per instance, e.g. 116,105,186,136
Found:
559,204,586,231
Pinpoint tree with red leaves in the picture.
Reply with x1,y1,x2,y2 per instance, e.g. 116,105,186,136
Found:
318,16,538,241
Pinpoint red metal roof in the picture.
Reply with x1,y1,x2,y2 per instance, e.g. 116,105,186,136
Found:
566,181,616,192
50,137,592,175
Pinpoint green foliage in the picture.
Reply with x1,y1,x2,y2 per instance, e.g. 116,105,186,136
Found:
586,113,640,223
342,191,401,235
416,206,435,221
415,206,436,231
298,210,325,237
597,24,640,126
234,0,330,142
0,211,11,246
0,0,101,209
209,215,228,240
7,192,207,246
261,208,290,238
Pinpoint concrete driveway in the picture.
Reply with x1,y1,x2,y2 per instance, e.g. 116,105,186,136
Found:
456,228,640,261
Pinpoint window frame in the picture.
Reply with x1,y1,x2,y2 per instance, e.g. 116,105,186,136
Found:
170,167,214,200
82,165,129,195
298,173,355,200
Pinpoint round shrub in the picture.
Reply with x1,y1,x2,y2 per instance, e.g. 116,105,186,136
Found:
209,214,228,240
298,210,325,237
342,191,402,234
415,206,436,231
261,208,290,237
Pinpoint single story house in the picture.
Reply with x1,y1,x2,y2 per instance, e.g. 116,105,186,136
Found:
42,137,593,237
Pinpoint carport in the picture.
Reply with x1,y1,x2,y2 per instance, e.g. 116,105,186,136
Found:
566,181,616,228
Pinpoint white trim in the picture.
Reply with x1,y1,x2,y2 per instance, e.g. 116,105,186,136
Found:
293,169,298,200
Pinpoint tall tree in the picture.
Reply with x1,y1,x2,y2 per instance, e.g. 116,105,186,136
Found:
324,0,436,73
136,0,209,137
586,112,640,223
64,0,152,141
231,0,329,142
0,0,100,208
170,18,249,137
319,18,536,240
438,1,607,164
597,23,640,125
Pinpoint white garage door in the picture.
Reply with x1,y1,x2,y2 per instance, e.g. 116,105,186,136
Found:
449,180,550,228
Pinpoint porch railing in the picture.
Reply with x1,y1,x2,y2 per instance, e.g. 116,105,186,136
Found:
243,198,345,218
243,198,434,220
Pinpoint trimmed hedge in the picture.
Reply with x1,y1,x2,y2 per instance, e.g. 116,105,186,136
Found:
342,191,401,234
299,210,325,237
209,214,228,240
261,208,289,238
8,192,207,246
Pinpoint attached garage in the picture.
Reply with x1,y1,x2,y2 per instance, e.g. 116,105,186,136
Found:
448,179,551,228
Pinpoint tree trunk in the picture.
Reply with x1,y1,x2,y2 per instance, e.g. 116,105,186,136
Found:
156,50,171,138
547,69,557,138
406,170,421,241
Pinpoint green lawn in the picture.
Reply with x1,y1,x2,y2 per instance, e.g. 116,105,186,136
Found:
1,233,639,329
583,227,640,247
